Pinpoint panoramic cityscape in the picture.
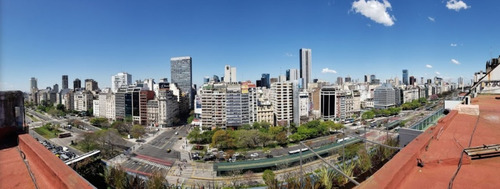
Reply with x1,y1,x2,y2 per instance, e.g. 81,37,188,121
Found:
2,0,500,189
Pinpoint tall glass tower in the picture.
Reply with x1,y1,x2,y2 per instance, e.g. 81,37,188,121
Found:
300,48,312,90
402,69,409,85
171,56,193,109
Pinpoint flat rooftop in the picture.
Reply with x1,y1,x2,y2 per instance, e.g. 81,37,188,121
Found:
358,95,500,189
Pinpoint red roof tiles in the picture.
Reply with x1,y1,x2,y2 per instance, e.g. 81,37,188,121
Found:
358,95,500,189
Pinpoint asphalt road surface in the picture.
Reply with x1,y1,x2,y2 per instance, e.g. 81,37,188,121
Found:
134,125,190,161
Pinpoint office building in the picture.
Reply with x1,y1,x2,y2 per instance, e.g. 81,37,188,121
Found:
364,75,371,83
73,78,81,90
300,48,312,90
30,77,38,92
73,90,93,112
409,76,415,86
337,77,343,85
224,65,237,83
286,69,299,81
171,56,193,109
261,73,270,88
62,75,68,89
374,83,396,108
112,72,132,93
345,76,352,83
403,69,409,85
320,86,336,120
85,79,99,91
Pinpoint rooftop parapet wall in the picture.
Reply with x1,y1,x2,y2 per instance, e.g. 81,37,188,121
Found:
18,134,95,189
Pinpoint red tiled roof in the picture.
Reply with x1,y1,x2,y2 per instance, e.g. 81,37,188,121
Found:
358,95,500,189
0,134,95,189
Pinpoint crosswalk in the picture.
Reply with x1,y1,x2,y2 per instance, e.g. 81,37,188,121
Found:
131,156,171,170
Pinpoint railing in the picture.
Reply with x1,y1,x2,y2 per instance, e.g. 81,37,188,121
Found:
409,108,444,131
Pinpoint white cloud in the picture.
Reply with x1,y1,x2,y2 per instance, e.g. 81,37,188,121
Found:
426,64,433,68
322,68,337,74
428,17,435,22
285,53,293,57
435,71,441,75
446,0,470,11
352,0,395,26
451,59,460,65
450,43,457,47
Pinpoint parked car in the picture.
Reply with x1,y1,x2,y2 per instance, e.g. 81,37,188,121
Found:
250,153,259,158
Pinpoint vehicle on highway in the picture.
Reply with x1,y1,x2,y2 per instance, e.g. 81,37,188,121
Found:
166,149,171,153
288,148,309,154
336,137,352,143
175,131,178,135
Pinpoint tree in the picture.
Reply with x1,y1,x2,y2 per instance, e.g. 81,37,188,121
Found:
237,130,261,148
104,166,127,189
252,122,261,130
90,117,110,128
56,104,66,111
241,123,252,130
111,121,131,135
211,130,235,149
260,122,271,130
147,171,167,189
130,124,146,139
187,127,202,143
362,111,375,120
259,132,273,147
275,131,288,146
262,169,276,187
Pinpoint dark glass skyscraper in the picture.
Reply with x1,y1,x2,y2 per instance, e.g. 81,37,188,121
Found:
403,69,409,85
73,78,81,90
261,73,270,88
171,56,193,109
62,75,68,89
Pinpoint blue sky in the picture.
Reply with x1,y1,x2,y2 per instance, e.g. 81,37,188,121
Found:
2,0,500,92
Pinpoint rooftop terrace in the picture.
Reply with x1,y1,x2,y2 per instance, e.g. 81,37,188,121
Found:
358,95,500,189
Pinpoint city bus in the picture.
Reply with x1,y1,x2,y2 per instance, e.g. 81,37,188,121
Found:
58,132,72,138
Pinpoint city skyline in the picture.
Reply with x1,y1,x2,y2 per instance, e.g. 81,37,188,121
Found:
2,0,500,92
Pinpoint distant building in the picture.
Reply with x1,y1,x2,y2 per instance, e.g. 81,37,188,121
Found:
337,77,343,85
261,73,270,89
403,69,409,85
272,81,294,126
62,75,68,89
30,77,38,92
345,76,352,83
73,78,81,90
224,65,237,83
73,90,93,112
409,76,415,86
320,86,336,120
85,79,99,91
286,69,299,81
300,48,312,90
374,83,395,109
364,75,371,83
171,56,193,109
112,72,132,93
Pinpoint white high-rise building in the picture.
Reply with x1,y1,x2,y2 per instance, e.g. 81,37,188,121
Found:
224,65,237,83
286,69,299,81
272,81,294,126
300,48,312,90
112,72,132,93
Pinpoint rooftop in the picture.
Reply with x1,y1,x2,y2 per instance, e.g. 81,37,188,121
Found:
358,95,500,189
0,134,95,189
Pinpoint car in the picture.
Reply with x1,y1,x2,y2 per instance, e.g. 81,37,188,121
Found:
166,149,171,153
175,131,178,135
250,153,258,158
265,154,274,158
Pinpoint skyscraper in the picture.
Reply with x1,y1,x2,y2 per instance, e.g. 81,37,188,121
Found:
409,76,415,86
261,73,270,89
112,72,132,93
171,56,193,109
62,75,68,89
224,65,237,82
403,69,409,85
286,69,299,81
73,78,81,90
300,48,312,90
30,77,38,91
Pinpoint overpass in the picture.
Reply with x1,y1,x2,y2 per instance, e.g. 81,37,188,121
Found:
214,139,361,174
